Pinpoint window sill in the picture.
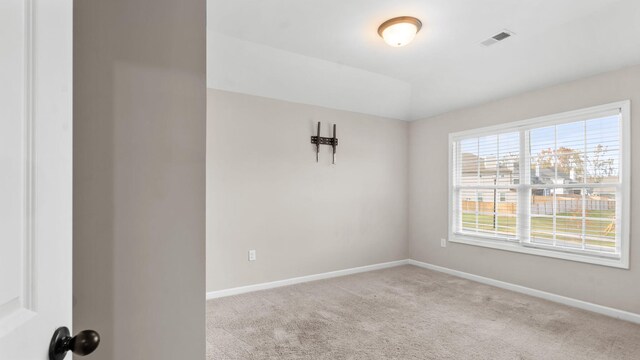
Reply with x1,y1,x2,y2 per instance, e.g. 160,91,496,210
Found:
448,234,629,269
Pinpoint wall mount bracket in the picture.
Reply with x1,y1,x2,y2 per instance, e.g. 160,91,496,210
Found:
310,122,338,164
310,136,338,146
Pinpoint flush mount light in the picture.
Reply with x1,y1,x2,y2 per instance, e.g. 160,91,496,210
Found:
378,16,422,47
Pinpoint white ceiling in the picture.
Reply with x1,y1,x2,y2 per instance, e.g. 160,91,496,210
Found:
207,0,640,120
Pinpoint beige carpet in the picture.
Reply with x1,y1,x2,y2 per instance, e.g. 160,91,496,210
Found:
206,265,640,359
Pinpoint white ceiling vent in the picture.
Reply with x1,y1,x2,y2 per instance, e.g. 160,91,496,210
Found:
481,30,515,47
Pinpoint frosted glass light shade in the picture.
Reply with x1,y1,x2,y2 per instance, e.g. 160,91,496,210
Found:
378,17,422,47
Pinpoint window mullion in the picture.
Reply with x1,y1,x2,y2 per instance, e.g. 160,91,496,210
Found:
582,121,587,250
476,138,480,231
581,188,586,250
553,125,557,247
495,135,500,237
518,130,530,244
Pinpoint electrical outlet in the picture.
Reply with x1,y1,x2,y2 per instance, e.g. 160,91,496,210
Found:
440,238,447,248
248,250,256,261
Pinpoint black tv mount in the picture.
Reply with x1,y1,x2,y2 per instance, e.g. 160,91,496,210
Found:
310,122,338,164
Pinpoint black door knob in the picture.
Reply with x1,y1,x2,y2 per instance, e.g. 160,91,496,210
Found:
49,327,100,360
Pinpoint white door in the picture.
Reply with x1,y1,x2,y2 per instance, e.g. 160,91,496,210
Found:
0,0,74,359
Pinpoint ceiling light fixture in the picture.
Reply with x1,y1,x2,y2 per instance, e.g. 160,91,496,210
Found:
378,16,422,47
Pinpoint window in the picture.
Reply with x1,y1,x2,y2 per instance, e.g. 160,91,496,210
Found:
449,101,630,268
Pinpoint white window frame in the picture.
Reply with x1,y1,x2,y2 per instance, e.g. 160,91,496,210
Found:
448,101,630,269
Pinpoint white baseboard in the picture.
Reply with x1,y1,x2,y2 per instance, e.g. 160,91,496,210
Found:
206,259,410,300
205,258,640,325
407,259,640,325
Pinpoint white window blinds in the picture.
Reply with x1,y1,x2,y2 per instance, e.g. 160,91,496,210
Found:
449,102,630,268
453,132,520,240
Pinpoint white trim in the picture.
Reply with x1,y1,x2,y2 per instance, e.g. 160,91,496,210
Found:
448,235,626,268
449,102,626,139
205,258,640,325
448,100,630,269
23,0,36,312
206,260,410,300
619,100,631,268
408,259,640,324
0,0,38,336
0,307,36,339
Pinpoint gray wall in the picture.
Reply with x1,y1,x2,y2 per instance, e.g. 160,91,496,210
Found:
73,1,206,359
409,64,640,314
207,89,409,292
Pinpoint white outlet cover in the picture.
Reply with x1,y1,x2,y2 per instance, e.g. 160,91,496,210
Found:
248,250,256,261
440,238,447,247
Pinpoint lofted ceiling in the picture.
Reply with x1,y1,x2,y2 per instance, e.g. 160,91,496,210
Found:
207,0,640,120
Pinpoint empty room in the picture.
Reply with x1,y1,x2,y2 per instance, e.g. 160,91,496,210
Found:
3,0,640,360
206,1,640,359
